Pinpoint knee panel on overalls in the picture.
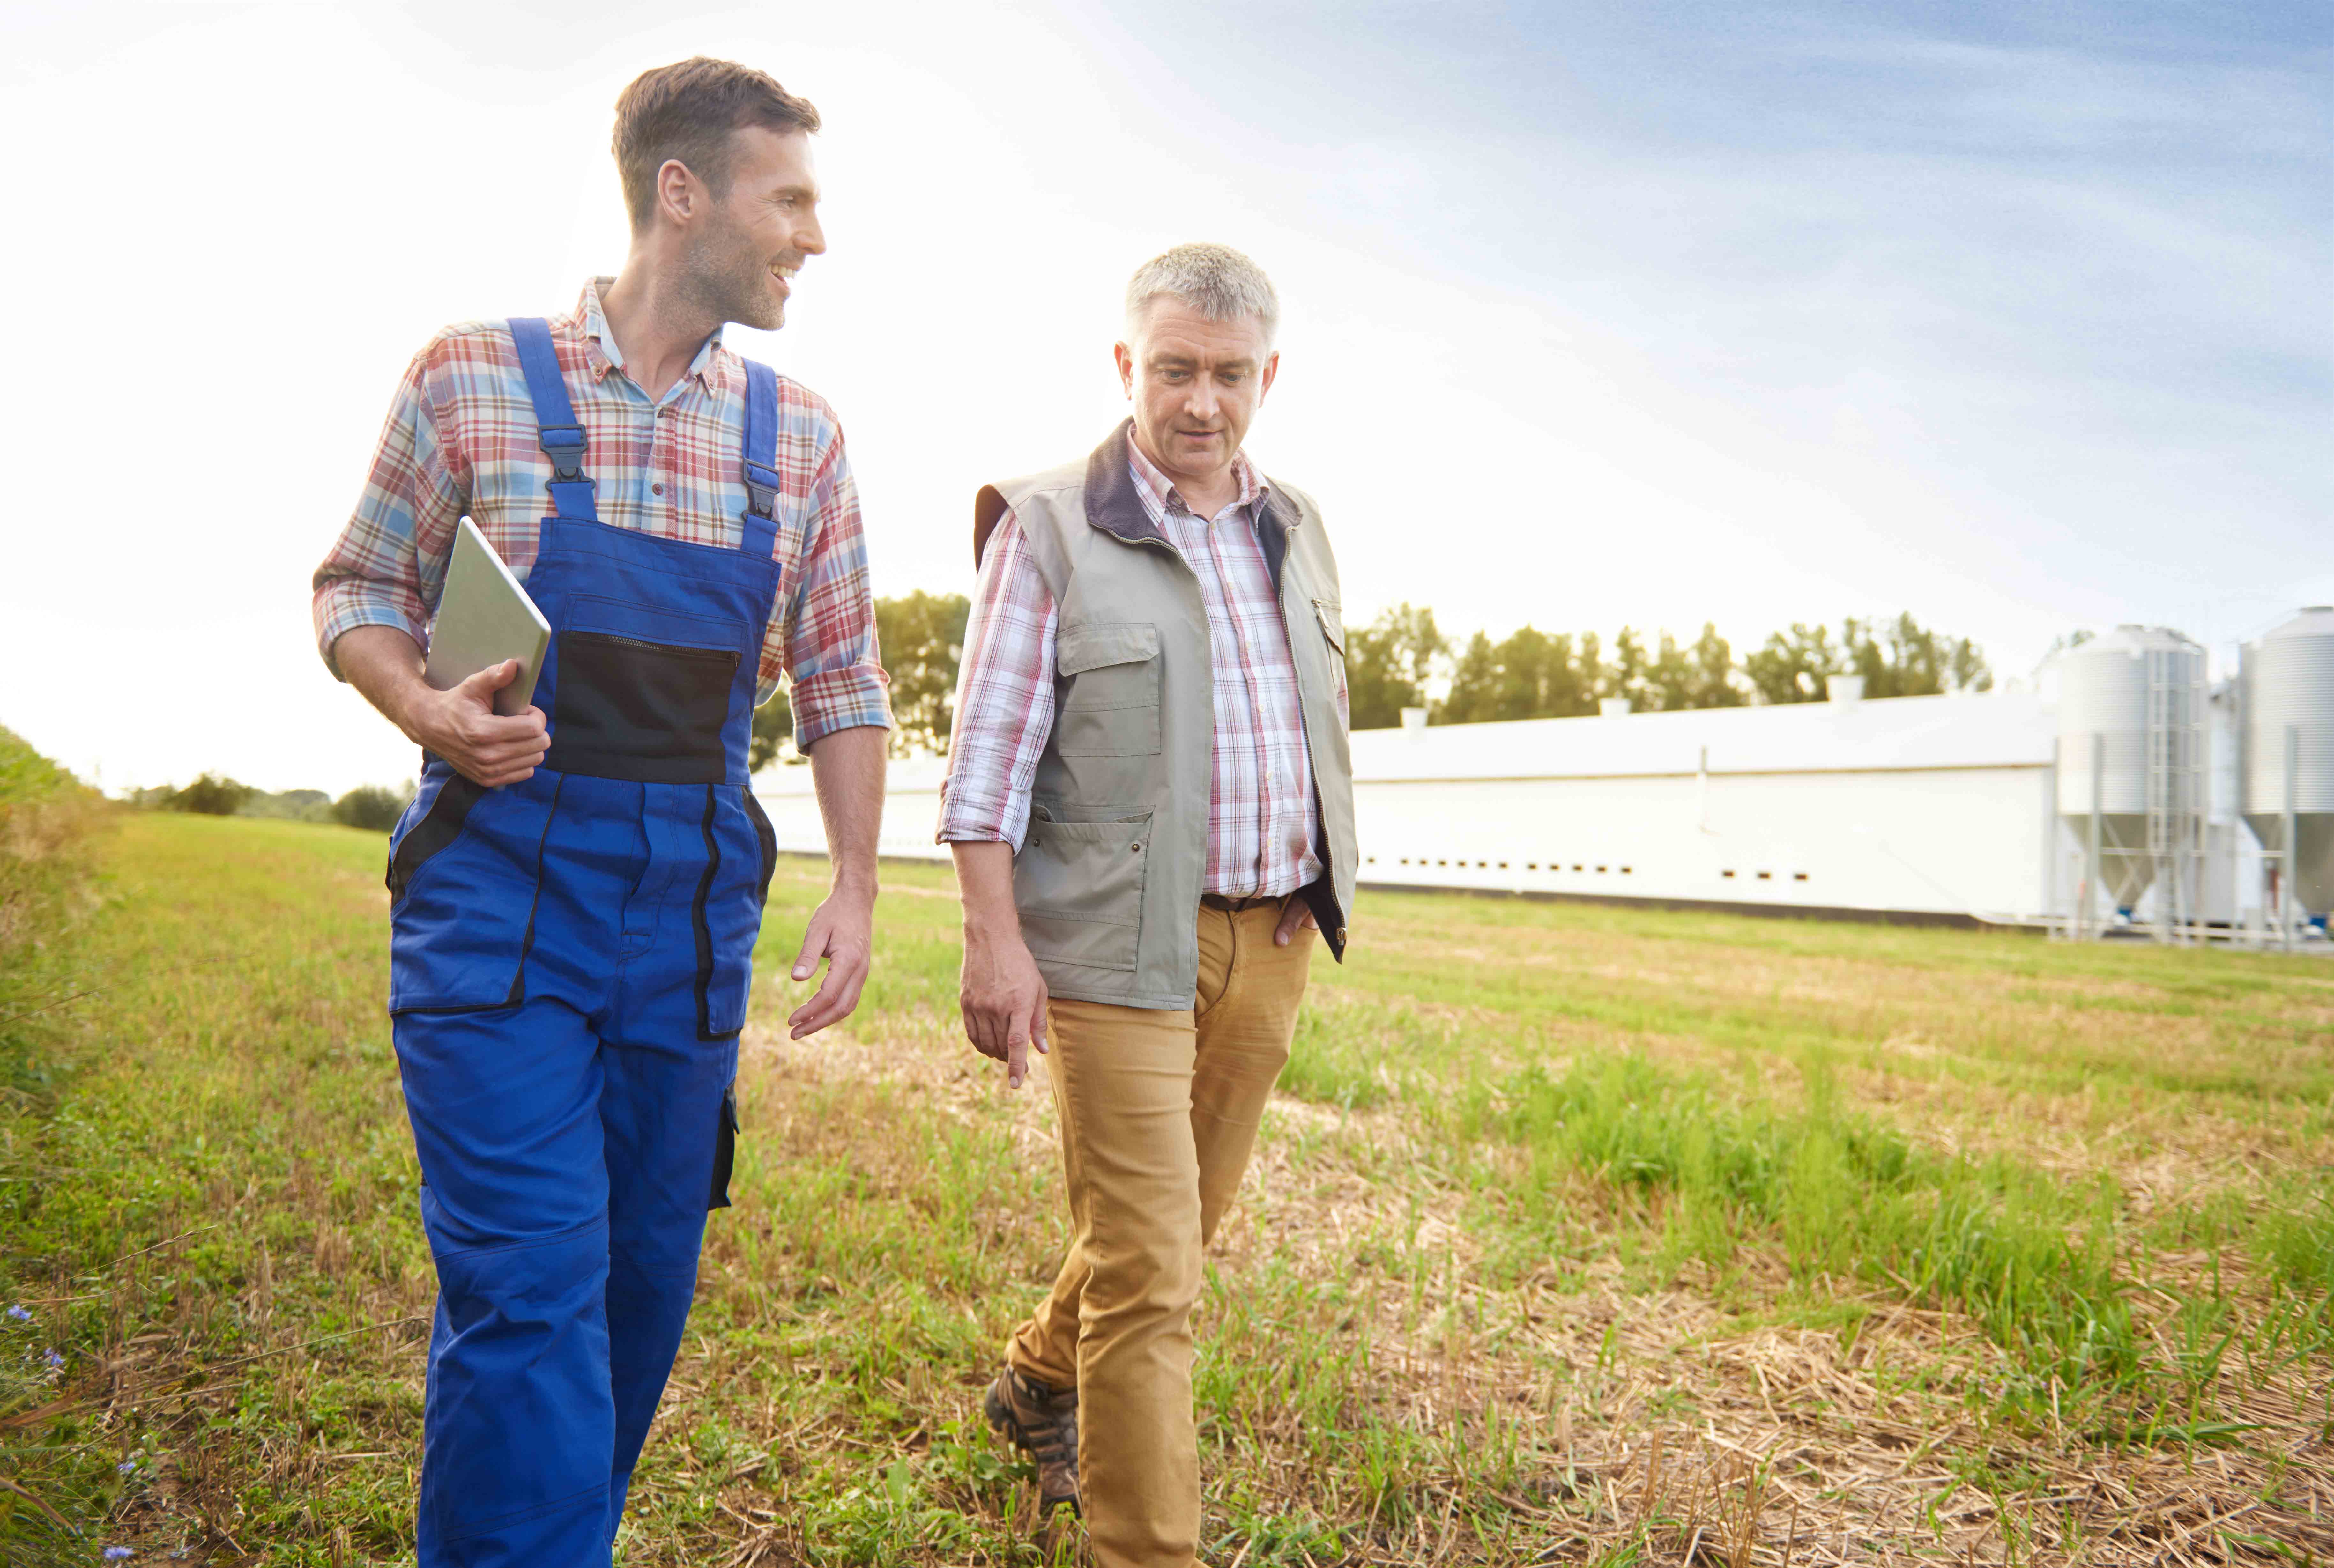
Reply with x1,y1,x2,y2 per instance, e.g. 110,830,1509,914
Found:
426,1213,612,1330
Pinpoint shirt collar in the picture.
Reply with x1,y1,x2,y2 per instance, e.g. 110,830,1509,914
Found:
1123,429,1267,521
575,277,727,391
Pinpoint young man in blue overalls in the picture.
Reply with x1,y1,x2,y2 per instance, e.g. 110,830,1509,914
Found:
311,59,890,1565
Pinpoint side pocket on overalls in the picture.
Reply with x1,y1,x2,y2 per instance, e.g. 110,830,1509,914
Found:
388,774,562,1015
743,789,778,908
385,772,485,902
707,1083,739,1210
694,786,767,1041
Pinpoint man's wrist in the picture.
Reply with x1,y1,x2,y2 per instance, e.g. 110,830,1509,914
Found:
827,867,879,903
962,904,1025,950
384,683,427,744
338,626,438,745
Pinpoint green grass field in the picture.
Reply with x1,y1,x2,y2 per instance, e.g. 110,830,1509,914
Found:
1,808,2328,1565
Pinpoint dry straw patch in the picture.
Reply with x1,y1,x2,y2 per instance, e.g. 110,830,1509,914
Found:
683,990,2334,1566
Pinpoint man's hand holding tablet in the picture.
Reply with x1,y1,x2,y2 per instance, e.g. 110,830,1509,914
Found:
334,520,553,789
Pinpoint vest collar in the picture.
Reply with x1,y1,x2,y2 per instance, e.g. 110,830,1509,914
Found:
1082,420,1163,545
1082,419,1301,550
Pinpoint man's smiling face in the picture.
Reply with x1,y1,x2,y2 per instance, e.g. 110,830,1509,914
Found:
687,124,825,331
1116,300,1279,497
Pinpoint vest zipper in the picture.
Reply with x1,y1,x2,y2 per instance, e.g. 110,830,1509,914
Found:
1113,526,1345,954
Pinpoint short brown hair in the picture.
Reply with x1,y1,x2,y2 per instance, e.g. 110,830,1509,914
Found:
612,57,821,232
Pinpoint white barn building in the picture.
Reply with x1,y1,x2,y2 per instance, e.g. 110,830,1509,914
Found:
753,613,2325,937
755,685,2094,928
1338,688,2061,924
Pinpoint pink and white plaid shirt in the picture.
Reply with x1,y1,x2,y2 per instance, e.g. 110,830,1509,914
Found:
940,433,1343,898
311,278,890,749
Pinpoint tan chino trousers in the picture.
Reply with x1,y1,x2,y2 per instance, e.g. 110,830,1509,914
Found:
1007,901,1313,1568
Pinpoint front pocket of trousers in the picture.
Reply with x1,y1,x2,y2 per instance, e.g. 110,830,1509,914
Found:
1015,814,1151,972
546,630,738,784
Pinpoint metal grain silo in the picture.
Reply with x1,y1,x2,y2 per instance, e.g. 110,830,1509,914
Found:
2239,607,2334,926
2056,625,2205,927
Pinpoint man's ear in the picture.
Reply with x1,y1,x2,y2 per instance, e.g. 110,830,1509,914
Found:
1113,341,1135,398
655,158,699,227
1257,350,1281,406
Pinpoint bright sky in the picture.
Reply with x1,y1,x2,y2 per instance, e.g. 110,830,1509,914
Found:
3,0,2326,795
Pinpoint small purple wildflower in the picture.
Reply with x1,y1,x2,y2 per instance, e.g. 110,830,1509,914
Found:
104,1550,134,1562
117,1459,138,1475
5,1304,27,1321
44,1347,64,1370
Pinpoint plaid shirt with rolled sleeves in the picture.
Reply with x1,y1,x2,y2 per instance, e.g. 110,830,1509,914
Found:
939,435,1347,899
311,277,891,748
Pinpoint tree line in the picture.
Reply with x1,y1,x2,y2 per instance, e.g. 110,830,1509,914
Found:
751,594,1995,758
129,777,412,830
752,595,1995,760
1346,607,1992,730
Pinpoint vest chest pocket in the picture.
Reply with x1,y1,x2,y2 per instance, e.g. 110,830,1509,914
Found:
1053,621,1161,757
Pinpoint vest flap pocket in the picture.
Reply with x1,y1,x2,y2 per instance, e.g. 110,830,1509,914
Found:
1312,598,1346,655
1058,622,1159,679
1055,621,1161,756
1015,811,1151,973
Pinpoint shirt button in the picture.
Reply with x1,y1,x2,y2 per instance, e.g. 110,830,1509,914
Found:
652,483,665,496
1335,926,1348,943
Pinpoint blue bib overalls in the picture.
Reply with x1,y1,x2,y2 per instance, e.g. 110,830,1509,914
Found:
385,319,785,1565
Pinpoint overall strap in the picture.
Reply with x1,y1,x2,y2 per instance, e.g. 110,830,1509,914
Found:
737,360,782,558
509,317,599,523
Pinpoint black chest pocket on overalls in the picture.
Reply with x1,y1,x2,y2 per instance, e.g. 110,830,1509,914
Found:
545,625,742,784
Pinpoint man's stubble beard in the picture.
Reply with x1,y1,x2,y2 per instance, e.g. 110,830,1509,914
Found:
681,220,785,333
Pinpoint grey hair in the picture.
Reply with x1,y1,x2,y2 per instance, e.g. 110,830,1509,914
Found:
1123,242,1279,347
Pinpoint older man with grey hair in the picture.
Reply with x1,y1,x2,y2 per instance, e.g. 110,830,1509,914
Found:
939,242,1357,1564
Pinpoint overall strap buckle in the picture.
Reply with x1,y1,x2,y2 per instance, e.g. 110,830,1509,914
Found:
741,460,782,520
740,361,782,521
509,317,600,522
537,423,588,482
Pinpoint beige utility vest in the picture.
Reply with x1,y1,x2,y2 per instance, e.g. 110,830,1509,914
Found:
973,422,1358,1009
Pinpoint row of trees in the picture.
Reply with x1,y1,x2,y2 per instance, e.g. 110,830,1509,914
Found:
742,592,1997,762
130,777,412,830
752,591,973,769
1348,607,1993,730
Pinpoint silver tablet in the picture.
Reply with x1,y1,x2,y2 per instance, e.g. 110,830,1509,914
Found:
423,519,552,718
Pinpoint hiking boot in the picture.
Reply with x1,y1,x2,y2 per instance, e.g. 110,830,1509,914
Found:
984,1365,1079,1513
